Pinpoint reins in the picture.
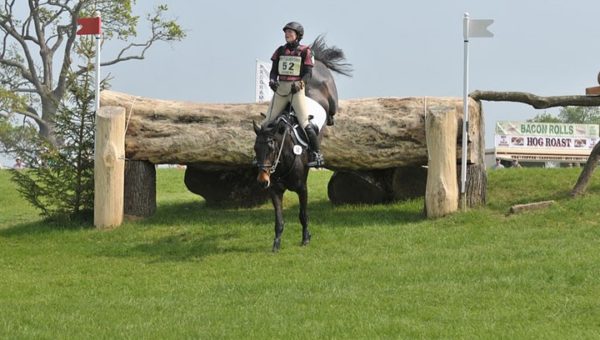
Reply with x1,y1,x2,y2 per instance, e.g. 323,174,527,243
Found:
270,128,288,174
259,115,300,178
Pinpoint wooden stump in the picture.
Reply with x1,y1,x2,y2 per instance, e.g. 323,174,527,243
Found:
425,108,458,218
124,160,156,217
94,106,125,228
461,163,487,208
184,166,270,207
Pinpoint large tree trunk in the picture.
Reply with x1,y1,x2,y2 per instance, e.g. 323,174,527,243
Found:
327,167,428,205
327,170,394,205
184,166,270,207
100,91,484,171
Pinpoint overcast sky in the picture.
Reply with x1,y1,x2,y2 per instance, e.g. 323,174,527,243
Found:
3,0,600,166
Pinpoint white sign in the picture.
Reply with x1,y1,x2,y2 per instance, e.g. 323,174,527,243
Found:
495,121,599,162
255,59,274,103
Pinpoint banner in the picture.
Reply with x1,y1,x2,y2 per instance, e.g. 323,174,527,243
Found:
495,121,600,161
255,59,273,103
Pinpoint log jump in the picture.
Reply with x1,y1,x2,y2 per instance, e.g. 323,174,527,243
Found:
100,90,486,217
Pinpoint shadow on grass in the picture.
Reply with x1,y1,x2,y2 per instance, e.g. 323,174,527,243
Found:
124,230,264,262
138,198,425,230
0,218,94,238
105,199,425,262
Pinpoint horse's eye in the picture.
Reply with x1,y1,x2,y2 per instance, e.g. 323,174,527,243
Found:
268,140,275,150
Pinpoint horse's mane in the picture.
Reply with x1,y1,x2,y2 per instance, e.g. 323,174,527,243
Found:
310,35,353,77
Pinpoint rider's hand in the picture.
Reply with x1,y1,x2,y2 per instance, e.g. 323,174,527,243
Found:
291,80,304,94
269,79,279,92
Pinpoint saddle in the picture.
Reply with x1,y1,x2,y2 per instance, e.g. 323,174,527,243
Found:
277,107,313,149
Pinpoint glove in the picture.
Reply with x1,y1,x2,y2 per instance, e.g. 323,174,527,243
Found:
269,79,279,92
291,80,304,94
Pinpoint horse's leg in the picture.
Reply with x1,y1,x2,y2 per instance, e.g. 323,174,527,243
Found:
298,185,311,246
271,188,285,252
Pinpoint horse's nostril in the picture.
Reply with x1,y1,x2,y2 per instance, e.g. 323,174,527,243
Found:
257,171,270,184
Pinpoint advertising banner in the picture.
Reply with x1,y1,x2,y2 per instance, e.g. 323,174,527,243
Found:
495,121,599,162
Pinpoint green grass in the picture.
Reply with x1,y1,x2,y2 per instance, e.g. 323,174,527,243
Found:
2,167,600,338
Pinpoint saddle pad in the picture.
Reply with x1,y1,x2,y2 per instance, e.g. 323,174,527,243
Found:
305,97,326,130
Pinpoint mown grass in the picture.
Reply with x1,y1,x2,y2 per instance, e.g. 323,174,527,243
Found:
1,167,600,338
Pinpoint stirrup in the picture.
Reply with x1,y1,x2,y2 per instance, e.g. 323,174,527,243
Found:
307,152,324,168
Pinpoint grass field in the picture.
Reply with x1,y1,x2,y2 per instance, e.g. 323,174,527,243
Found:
2,167,600,338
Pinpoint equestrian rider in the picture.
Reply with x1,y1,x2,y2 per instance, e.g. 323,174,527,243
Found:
263,21,324,168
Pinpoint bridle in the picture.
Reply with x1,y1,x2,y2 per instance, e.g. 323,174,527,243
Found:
255,117,297,176
257,128,288,174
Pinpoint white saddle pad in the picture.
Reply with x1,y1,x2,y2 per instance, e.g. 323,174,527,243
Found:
291,97,326,130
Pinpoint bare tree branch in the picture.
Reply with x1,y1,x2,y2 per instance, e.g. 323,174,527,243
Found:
52,1,82,100
469,90,600,109
14,105,45,126
0,15,42,92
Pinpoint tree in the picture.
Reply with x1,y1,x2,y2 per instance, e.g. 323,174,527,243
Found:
10,35,97,220
0,0,185,146
557,106,600,125
527,111,562,123
529,106,600,124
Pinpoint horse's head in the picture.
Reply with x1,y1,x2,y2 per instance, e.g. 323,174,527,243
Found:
253,120,286,188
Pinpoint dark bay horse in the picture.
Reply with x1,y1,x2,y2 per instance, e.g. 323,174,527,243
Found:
253,36,352,252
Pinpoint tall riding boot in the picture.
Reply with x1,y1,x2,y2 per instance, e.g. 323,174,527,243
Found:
305,124,324,168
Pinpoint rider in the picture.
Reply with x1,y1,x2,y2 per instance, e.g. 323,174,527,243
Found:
263,21,324,168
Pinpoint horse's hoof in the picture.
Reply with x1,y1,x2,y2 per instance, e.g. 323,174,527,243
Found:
272,239,281,252
301,234,311,246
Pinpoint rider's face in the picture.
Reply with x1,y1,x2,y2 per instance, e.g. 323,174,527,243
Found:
284,29,297,43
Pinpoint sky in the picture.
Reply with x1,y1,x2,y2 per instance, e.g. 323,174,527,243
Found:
3,0,600,167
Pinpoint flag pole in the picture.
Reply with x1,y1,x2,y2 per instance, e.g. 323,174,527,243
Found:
94,11,101,115
461,12,470,211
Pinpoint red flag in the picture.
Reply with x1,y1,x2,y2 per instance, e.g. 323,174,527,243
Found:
77,17,101,35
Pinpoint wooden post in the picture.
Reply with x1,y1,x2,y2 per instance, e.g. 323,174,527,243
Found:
94,106,125,228
425,108,459,218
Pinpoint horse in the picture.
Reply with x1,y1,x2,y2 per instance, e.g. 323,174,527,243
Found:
253,36,352,252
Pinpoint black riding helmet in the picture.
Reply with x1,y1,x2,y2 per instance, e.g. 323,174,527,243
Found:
283,22,304,41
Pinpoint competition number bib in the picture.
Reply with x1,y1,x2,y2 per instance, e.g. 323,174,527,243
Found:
278,55,302,76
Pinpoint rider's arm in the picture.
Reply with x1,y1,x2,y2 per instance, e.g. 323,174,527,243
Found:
270,60,278,82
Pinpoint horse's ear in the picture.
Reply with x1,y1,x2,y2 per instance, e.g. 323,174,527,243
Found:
253,121,261,135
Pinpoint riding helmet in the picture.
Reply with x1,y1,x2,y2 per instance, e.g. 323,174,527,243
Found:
283,22,304,41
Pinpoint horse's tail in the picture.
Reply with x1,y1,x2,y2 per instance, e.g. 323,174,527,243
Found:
310,35,353,77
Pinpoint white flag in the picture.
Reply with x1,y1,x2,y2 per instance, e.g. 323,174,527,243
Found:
464,18,494,39
255,59,274,103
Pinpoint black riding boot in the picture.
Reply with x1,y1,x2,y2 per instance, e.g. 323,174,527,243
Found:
305,124,324,168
